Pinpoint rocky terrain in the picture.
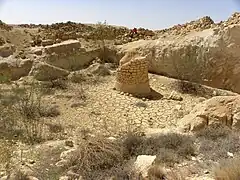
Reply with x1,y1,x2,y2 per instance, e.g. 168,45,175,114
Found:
0,12,240,180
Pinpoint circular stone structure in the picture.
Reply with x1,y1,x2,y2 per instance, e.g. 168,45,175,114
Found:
115,54,151,96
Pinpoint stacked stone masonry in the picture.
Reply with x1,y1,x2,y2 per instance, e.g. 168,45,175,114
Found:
115,55,151,95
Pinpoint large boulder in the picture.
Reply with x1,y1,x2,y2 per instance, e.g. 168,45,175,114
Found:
42,40,101,71
115,53,151,96
0,59,33,80
29,62,70,81
117,24,240,94
0,44,16,57
178,96,240,132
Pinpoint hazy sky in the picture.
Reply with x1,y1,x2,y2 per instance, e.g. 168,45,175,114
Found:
0,0,240,30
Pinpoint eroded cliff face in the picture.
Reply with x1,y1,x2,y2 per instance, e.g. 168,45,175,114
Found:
117,24,240,93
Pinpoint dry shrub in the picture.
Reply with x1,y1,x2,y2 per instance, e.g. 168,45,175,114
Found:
147,165,185,180
0,81,61,144
40,105,60,117
123,132,144,157
166,170,186,180
154,149,180,167
147,165,166,180
214,157,240,180
123,133,196,167
69,136,125,178
195,124,231,141
196,126,240,161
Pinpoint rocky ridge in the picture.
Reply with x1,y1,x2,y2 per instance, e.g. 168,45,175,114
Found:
0,12,240,180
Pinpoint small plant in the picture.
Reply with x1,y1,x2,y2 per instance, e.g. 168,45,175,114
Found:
11,84,45,144
95,21,110,63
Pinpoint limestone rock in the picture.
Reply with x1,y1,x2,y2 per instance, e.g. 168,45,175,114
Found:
42,40,101,71
41,39,54,46
29,62,70,81
86,63,111,76
168,91,183,101
31,47,43,56
0,59,33,80
0,44,16,57
178,96,240,131
118,24,240,94
115,53,151,96
134,155,156,178
59,176,70,180
44,40,81,54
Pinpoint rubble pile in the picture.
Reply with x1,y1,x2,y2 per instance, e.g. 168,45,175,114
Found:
218,12,240,27
117,28,156,44
29,21,130,46
157,16,215,36
18,24,41,28
29,21,157,46
0,20,13,31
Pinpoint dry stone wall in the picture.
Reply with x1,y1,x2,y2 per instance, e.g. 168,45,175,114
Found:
115,53,151,96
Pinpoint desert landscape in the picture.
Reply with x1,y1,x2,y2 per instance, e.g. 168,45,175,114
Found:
0,12,240,180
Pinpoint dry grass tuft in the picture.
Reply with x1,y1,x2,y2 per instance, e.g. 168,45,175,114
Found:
214,157,240,180
195,124,231,141
147,165,166,180
69,136,125,178
196,125,240,161
123,132,196,167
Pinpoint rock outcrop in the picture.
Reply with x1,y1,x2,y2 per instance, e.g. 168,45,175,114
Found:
118,23,240,93
115,53,151,96
0,59,33,80
0,44,16,58
178,96,240,132
29,62,70,81
42,40,102,71
157,16,215,36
